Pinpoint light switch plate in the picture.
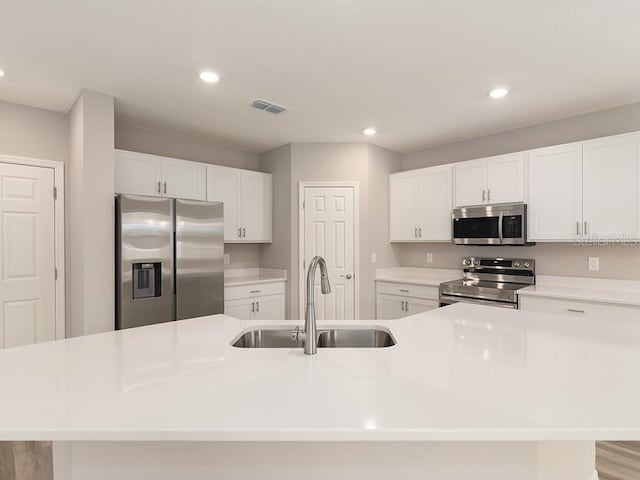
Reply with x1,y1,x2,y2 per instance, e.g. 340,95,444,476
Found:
224,254,230,264
371,252,377,264
588,257,599,271
426,253,433,264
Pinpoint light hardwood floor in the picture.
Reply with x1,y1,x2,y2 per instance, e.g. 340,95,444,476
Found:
0,442,53,480
596,442,640,480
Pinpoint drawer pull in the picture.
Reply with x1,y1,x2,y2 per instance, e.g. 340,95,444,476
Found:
399,289,409,293
250,290,261,294
567,308,585,314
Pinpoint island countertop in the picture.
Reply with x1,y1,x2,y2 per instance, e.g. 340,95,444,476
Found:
1,303,639,442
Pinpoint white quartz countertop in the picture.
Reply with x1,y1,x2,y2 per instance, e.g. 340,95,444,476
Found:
1,303,640,442
374,267,459,287
519,275,640,306
224,268,287,287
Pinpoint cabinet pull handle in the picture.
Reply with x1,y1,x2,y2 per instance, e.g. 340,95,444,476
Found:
399,289,409,293
487,189,491,202
482,190,486,202
405,301,409,313
576,222,580,235
401,301,405,312
418,227,422,237
242,227,246,238
237,228,242,238
251,302,255,313
584,221,588,235
163,182,167,194
256,301,259,312
250,290,261,294
157,181,161,193
567,308,585,314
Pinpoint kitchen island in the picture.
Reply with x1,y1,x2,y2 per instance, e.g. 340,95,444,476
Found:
1,303,638,479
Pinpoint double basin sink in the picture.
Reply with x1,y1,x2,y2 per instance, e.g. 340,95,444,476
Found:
232,326,396,349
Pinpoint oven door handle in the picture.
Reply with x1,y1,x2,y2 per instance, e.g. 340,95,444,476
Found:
498,212,504,244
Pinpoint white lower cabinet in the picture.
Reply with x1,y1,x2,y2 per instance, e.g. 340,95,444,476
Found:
375,281,439,320
519,296,640,321
224,281,286,320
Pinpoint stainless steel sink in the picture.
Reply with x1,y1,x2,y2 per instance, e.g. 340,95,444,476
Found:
231,326,396,349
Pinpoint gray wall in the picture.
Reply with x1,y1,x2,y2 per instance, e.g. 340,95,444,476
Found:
399,102,640,280
260,143,401,319
115,121,263,269
0,100,68,162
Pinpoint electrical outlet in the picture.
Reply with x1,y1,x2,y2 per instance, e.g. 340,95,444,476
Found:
588,257,599,271
224,254,230,264
371,252,377,264
426,253,433,264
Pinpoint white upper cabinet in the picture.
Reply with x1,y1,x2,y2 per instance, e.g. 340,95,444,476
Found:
240,170,272,242
389,165,452,242
161,158,206,200
454,153,525,206
389,172,420,241
527,143,583,241
582,132,640,239
418,165,452,241
115,150,205,200
207,166,272,243
207,166,241,241
454,160,486,207
485,153,525,204
115,150,163,197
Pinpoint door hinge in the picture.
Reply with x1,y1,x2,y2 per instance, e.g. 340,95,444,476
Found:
54,267,58,280
53,187,57,200
302,201,305,210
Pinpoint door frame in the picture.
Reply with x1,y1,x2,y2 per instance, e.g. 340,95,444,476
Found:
0,154,66,340
298,182,360,320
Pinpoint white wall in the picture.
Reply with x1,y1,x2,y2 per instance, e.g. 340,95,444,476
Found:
0,100,68,163
67,90,115,336
399,102,640,280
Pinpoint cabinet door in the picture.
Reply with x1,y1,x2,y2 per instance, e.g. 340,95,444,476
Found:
207,166,242,241
407,298,439,315
583,133,640,239
240,171,272,242
162,158,206,200
389,172,420,241
419,166,452,241
115,150,163,196
224,298,254,320
486,152,525,204
454,160,486,207
528,143,583,241
253,295,285,320
376,294,408,320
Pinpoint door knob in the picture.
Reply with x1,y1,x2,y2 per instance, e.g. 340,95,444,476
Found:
340,274,353,279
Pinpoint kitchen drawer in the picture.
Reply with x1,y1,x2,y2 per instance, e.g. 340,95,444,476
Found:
519,295,640,321
375,281,439,301
225,281,285,300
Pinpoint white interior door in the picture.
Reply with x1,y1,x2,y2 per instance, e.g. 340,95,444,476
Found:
0,163,56,348
303,186,356,320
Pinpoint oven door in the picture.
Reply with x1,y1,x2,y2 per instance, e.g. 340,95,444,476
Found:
439,294,517,309
452,203,527,245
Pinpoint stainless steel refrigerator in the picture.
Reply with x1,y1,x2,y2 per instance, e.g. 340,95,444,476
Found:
115,194,224,330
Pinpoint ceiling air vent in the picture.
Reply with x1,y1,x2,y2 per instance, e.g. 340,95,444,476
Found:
251,99,287,114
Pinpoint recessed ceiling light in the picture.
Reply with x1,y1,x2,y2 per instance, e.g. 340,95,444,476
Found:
199,71,220,84
0,70,5,78
362,127,377,136
488,87,509,99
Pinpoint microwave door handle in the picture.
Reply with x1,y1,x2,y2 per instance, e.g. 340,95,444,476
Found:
498,212,504,244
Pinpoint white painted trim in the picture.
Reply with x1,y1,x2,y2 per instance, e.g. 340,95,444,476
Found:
0,154,66,340
298,182,360,320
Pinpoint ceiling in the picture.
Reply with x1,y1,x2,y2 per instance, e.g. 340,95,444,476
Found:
2,0,640,153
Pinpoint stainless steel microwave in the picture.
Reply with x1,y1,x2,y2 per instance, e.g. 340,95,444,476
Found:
452,203,533,246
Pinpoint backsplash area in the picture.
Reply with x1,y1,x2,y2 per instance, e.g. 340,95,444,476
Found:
225,244,260,269
393,242,640,280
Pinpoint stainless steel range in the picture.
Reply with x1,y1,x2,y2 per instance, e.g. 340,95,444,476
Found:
439,257,535,309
